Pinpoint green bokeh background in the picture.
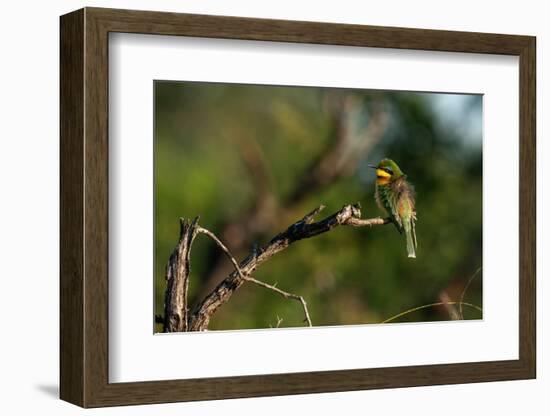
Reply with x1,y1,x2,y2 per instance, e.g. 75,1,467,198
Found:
154,81,483,332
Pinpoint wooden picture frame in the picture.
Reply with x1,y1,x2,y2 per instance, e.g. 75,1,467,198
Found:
60,7,536,408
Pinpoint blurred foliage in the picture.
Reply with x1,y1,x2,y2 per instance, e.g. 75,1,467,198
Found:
154,81,483,332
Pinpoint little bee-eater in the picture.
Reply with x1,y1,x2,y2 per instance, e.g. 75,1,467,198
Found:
369,158,417,258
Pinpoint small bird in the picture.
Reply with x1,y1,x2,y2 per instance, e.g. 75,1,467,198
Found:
369,158,417,258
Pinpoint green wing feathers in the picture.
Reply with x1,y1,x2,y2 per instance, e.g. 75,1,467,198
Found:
376,176,417,258
398,180,417,258
376,183,403,232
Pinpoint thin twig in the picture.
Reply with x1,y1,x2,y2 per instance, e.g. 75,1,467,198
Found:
345,216,391,227
243,276,312,327
197,226,244,279
301,205,326,224
196,226,313,327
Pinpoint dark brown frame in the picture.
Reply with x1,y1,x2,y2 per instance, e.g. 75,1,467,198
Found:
60,7,536,408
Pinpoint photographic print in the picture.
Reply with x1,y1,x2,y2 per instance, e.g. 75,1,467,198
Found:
154,81,483,333
60,9,535,406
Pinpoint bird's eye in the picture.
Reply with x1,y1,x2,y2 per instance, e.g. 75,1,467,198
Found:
385,168,393,175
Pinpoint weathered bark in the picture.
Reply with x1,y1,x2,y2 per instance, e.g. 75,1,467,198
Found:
161,203,389,332
163,217,199,332
187,204,388,331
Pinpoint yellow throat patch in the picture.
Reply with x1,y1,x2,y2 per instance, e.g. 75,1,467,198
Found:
376,168,392,185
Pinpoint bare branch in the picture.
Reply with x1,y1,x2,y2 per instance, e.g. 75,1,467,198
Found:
301,205,326,224
197,226,244,279
346,216,390,227
243,276,312,327
188,203,388,331
163,217,200,332
197,225,313,327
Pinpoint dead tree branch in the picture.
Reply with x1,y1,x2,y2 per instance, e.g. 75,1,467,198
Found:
187,204,389,331
197,226,313,327
163,217,200,332
244,276,312,327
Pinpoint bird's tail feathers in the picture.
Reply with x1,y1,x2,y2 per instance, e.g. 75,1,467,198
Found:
405,218,417,259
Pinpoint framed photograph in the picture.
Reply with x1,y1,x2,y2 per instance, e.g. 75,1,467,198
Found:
60,7,536,408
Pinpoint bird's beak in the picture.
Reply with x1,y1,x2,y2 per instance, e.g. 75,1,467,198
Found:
368,164,378,169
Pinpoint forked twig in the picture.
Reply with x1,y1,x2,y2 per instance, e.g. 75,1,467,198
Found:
197,226,313,327
243,276,312,327
188,203,390,331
